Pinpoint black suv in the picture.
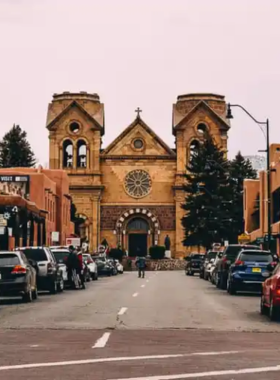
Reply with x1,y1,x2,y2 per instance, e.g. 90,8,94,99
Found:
185,253,205,276
215,244,261,289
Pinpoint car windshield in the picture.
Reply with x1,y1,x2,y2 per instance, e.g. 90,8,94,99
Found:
191,254,204,260
0,254,20,266
52,250,69,263
240,252,273,263
206,252,217,259
21,249,47,261
225,246,260,259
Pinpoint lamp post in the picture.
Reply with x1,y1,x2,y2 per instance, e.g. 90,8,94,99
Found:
226,103,271,250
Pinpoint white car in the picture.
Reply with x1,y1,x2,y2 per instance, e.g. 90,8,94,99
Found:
50,248,69,283
83,254,98,280
115,259,124,274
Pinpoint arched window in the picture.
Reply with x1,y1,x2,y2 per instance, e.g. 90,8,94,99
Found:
77,140,87,168
127,218,149,232
63,140,73,168
197,123,207,135
69,122,80,134
190,140,200,156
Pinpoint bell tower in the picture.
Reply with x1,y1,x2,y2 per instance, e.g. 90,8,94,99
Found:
46,91,105,249
172,93,230,255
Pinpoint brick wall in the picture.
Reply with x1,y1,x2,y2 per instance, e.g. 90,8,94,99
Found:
100,205,176,230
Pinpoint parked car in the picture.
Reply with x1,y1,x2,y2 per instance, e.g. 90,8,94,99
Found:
107,258,118,275
0,251,38,302
82,254,98,280
227,250,276,295
94,256,114,276
215,245,261,289
18,247,64,294
50,248,70,285
185,253,205,276
200,250,219,280
261,261,280,320
208,252,223,284
115,259,124,274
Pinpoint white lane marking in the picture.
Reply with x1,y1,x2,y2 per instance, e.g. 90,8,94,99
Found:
108,364,280,380
141,285,145,288
0,351,242,371
118,307,128,316
92,332,111,348
30,345,39,348
133,292,138,297
146,280,149,283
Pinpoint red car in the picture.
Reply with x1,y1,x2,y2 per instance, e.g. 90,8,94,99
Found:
261,262,280,320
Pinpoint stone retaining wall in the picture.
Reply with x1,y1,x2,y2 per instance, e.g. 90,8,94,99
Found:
123,258,185,271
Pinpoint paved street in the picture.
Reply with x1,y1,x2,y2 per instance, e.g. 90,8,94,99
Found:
1,271,280,379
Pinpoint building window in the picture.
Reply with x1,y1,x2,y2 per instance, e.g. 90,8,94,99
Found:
197,123,207,135
124,170,152,199
77,140,87,168
134,139,144,149
189,140,200,158
127,218,149,232
69,122,80,134
63,140,73,168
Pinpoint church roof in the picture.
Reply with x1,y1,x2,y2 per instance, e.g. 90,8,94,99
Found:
46,100,104,133
102,116,176,157
173,100,230,133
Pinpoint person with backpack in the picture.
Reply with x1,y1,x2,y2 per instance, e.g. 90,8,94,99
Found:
136,254,146,278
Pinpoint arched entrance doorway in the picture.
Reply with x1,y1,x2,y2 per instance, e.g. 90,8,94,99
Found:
115,208,160,256
127,218,149,257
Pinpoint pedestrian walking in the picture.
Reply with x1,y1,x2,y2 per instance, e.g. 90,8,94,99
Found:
136,255,146,278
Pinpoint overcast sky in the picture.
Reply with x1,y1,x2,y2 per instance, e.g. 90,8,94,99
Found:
0,0,279,166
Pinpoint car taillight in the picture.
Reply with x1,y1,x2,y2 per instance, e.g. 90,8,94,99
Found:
11,265,27,274
235,260,244,266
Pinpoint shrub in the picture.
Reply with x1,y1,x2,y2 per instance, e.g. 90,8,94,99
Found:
149,245,165,260
109,248,124,262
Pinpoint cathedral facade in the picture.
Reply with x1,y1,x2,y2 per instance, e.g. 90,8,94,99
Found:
47,92,230,257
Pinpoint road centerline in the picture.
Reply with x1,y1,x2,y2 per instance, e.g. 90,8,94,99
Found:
118,307,128,316
133,293,139,297
141,285,145,288
92,332,111,349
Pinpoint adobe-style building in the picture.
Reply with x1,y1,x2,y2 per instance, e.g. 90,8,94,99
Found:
0,167,73,249
46,91,230,257
244,144,280,254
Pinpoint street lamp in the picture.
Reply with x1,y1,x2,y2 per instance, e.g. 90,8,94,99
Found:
226,103,271,250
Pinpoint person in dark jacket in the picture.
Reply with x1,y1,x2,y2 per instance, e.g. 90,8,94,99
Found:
136,255,146,278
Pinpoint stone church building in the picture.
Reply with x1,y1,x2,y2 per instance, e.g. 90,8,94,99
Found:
46,92,229,257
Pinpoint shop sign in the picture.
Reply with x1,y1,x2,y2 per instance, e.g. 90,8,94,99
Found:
52,231,59,242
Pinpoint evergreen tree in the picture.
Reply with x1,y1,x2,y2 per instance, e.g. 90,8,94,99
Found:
227,152,257,241
181,133,232,249
0,124,36,167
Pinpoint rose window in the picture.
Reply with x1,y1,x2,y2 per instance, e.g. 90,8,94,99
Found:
124,170,152,198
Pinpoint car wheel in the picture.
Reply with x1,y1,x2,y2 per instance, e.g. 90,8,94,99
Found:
23,286,32,303
220,275,227,290
190,271,194,276
204,272,208,281
50,280,58,295
199,271,204,279
32,286,38,300
260,295,268,315
92,272,98,281
269,297,280,321
57,278,64,293
227,278,236,295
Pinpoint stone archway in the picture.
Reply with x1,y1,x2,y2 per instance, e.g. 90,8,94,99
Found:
115,208,160,254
